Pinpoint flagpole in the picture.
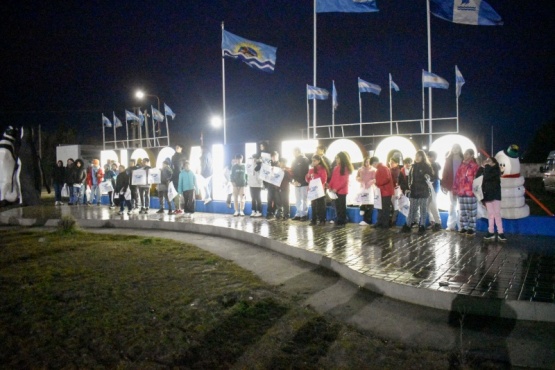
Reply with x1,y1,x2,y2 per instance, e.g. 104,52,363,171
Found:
426,0,433,148
222,22,227,145
165,112,170,147
313,0,317,139
112,112,117,149
456,89,460,133
358,80,362,125
306,85,310,140
102,116,106,150
332,80,335,138
152,108,157,147
389,74,393,135
126,117,129,149
422,75,425,134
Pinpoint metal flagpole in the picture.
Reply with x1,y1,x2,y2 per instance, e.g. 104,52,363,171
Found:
422,78,425,133
389,74,393,135
332,80,335,138
125,116,129,149
152,107,157,147
456,88,460,133
113,112,117,149
358,80,362,124
102,116,106,150
426,0,433,148
222,22,227,145
313,0,317,139
145,107,151,147
306,86,310,140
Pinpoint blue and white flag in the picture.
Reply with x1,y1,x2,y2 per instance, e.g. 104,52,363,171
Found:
113,112,122,128
102,114,112,128
358,78,381,95
332,81,338,110
138,110,146,126
164,103,176,119
389,74,400,92
422,70,449,89
455,65,465,98
307,85,330,100
125,110,141,122
430,0,503,26
152,106,165,122
222,30,277,73
317,0,379,13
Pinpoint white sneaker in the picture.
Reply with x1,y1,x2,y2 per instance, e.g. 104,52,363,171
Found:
359,210,364,216
359,221,369,226
239,211,245,216
234,211,239,216
118,211,124,215
204,198,212,205
59,201,64,205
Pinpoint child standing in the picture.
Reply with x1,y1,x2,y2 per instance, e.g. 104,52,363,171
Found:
157,159,174,214
276,158,292,220
427,151,442,231
306,155,329,226
178,160,198,217
481,157,506,241
401,150,433,234
115,164,132,215
356,156,376,226
328,151,354,226
247,155,263,217
231,154,247,216
453,149,480,236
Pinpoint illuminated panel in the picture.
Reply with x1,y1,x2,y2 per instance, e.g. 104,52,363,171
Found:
212,144,225,201
245,142,257,161
189,146,202,174
430,134,477,210
374,136,417,165
156,147,176,169
119,150,128,168
327,139,364,164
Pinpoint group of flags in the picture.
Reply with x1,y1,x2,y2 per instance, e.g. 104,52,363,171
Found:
306,66,466,103
103,104,175,128
221,0,502,74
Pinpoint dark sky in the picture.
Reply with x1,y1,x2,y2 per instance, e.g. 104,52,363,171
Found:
2,1,554,152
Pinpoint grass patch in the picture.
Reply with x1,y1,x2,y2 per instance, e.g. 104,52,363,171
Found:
0,228,502,368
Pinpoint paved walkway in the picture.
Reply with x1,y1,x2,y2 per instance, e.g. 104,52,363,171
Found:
2,205,555,368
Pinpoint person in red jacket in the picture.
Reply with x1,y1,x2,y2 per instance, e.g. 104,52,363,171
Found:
305,155,329,226
329,151,354,226
453,148,480,236
370,156,394,229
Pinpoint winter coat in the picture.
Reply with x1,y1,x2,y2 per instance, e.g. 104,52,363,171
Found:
305,164,328,186
178,169,197,193
453,159,480,197
72,160,87,185
115,171,130,194
430,162,441,193
329,165,350,195
171,152,186,183
480,164,502,202
374,163,394,197
158,166,173,191
231,163,247,187
280,168,292,191
87,166,104,187
291,155,310,186
52,165,65,185
390,165,401,188
408,161,433,199
356,166,376,189
399,167,410,193
441,155,463,191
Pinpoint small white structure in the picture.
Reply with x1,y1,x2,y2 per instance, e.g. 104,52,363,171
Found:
494,145,529,219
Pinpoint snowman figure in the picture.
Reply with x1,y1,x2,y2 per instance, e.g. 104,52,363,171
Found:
494,145,529,219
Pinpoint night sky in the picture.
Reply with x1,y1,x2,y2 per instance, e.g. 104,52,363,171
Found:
2,1,554,153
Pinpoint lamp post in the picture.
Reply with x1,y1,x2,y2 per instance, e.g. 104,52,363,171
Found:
135,90,160,111
136,90,162,147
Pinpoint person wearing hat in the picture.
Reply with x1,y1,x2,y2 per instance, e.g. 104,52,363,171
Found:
87,159,104,206
138,157,151,214
157,159,174,214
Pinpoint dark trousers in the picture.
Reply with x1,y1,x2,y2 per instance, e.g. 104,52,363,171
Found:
130,185,140,208
276,189,290,219
360,205,374,224
311,197,326,222
266,186,278,216
183,190,195,213
377,196,392,228
159,190,172,211
335,194,347,224
53,182,63,202
139,186,150,209
250,187,262,213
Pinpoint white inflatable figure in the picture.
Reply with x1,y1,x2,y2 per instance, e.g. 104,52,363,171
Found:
0,126,22,206
494,145,529,219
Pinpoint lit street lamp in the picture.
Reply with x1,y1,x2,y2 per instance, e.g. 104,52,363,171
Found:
211,116,222,128
135,90,160,111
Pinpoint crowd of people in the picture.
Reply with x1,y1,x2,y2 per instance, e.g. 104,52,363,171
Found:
51,142,506,241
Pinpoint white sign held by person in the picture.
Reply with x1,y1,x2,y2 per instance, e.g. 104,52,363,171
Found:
259,163,284,187
148,168,161,184
132,169,147,186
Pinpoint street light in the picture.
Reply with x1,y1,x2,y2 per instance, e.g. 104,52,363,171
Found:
211,116,222,128
135,90,160,111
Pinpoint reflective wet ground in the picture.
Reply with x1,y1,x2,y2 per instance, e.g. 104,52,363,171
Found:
3,205,555,303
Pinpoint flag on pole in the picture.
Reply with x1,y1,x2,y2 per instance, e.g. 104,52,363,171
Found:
389,75,400,92
307,85,330,100
125,110,141,122
455,65,465,98
138,110,145,126
430,0,503,26
422,70,449,89
222,30,277,73
316,0,379,13
152,106,165,122
102,114,112,128
113,112,122,128
164,103,176,119
358,78,381,95
332,81,338,110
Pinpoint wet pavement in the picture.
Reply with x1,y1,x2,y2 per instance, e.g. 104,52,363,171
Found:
2,204,554,321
